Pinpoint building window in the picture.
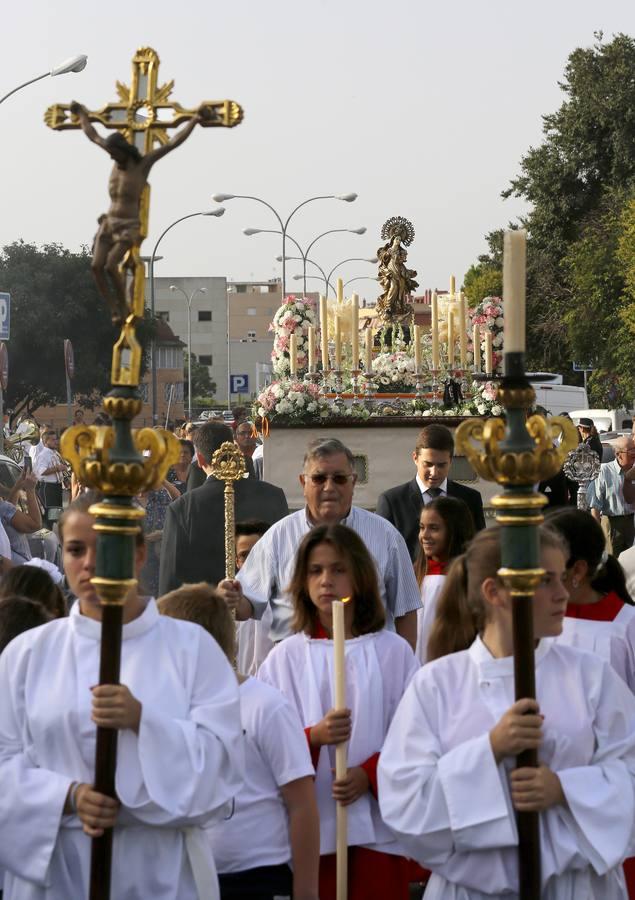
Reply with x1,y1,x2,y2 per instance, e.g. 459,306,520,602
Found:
199,354,212,366
236,284,247,293
139,383,149,401
247,307,257,316
198,310,212,322
164,382,184,402
156,311,170,322
156,346,183,369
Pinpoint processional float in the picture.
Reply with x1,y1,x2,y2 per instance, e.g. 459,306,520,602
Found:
50,47,243,900
456,231,577,900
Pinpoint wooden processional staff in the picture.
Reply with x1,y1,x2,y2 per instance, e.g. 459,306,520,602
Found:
455,230,577,900
53,47,243,900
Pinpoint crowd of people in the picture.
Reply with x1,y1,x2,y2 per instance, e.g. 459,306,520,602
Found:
2,411,635,898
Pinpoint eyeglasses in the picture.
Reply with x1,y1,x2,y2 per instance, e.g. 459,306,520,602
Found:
304,473,354,486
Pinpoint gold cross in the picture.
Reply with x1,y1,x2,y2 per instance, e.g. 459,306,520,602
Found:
44,46,243,154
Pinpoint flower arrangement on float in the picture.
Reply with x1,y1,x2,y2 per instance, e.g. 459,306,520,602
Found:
269,296,318,378
256,379,329,420
469,296,504,373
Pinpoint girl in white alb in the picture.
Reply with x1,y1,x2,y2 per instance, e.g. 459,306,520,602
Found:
258,522,419,900
159,581,320,900
413,496,475,663
0,493,244,900
378,525,635,900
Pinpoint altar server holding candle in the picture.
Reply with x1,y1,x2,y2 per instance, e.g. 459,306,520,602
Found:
379,525,635,900
259,524,418,900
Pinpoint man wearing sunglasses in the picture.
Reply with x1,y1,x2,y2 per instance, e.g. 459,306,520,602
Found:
220,437,421,653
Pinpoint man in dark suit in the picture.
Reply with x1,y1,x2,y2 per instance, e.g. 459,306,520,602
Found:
159,422,288,597
376,423,486,560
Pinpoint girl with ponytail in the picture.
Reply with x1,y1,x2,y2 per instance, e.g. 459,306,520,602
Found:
379,524,635,899
546,507,635,691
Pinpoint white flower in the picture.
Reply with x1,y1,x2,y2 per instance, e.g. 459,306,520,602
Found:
422,409,432,417
495,316,504,327
276,399,292,414
477,403,486,415
272,384,283,398
257,406,266,417
294,396,305,408
491,404,503,415
493,334,504,347
307,401,317,412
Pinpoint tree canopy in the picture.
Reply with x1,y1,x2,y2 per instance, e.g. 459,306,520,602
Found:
465,32,635,402
0,241,154,419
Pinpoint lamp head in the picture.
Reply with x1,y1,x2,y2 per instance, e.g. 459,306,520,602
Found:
50,54,88,76
199,287,207,294
350,227,366,235
368,257,379,263
169,285,178,292
336,193,358,202
212,193,235,202
203,207,225,217
243,228,262,236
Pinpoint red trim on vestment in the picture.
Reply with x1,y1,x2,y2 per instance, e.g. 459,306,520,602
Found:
566,590,623,622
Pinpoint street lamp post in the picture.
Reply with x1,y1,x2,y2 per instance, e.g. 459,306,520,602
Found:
148,207,224,424
246,227,366,296
327,257,378,293
212,192,357,296
0,54,88,106
170,285,207,421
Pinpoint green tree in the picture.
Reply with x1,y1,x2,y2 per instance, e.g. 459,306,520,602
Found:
184,352,216,406
0,241,154,420
463,230,504,305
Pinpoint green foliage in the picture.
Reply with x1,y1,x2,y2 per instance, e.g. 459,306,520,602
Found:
463,264,502,307
184,352,216,402
465,33,635,396
0,241,154,418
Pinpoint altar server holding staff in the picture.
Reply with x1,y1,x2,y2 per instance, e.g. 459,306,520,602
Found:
379,525,635,900
259,523,418,900
0,492,244,900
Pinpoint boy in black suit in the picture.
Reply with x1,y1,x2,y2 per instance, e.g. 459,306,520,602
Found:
376,424,486,560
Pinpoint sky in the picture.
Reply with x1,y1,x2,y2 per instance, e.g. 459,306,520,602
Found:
2,0,635,305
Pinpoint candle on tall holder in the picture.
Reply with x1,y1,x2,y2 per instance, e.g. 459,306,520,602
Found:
336,277,344,304
363,328,375,409
459,292,468,369
447,311,455,369
332,597,350,900
331,312,344,411
455,227,578,900
431,291,440,370
350,293,359,372
289,333,298,377
484,330,494,376
307,325,316,373
320,296,329,370
473,323,481,373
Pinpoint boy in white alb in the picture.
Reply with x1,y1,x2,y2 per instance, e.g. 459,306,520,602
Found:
159,583,320,900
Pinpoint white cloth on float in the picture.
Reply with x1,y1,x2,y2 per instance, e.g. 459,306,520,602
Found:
378,636,635,899
415,573,445,664
0,598,244,900
259,628,418,856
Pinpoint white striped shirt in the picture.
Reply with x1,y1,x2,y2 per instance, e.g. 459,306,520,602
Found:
587,459,635,517
237,506,422,642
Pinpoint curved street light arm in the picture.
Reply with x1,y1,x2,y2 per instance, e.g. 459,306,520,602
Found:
247,228,305,259
343,276,380,287
0,72,49,106
304,228,356,261
327,257,378,284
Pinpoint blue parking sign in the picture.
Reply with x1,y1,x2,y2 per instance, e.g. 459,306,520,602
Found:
0,293,10,340
229,375,249,394
230,374,249,394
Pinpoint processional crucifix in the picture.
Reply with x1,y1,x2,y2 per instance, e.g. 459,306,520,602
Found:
50,47,243,900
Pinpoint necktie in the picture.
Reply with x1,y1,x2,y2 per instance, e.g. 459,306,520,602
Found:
426,487,442,498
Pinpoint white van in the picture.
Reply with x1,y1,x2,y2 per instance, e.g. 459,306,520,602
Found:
529,382,588,415
569,409,634,433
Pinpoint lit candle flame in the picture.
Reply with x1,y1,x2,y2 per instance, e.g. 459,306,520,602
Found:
340,596,351,604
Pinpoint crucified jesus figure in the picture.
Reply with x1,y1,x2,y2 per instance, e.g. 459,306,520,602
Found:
70,101,211,324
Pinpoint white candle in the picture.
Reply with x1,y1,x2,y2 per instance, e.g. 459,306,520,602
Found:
365,327,373,373
431,291,439,370
413,324,422,371
503,229,527,353
334,312,342,369
472,323,481,372
332,598,349,900
289,333,297,376
351,293,359,370
336,277,344,304
459,293,468,368
450,274,456,297
447,311,455,368
319,295,329,371
308,325,316,372
485,330,493,374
